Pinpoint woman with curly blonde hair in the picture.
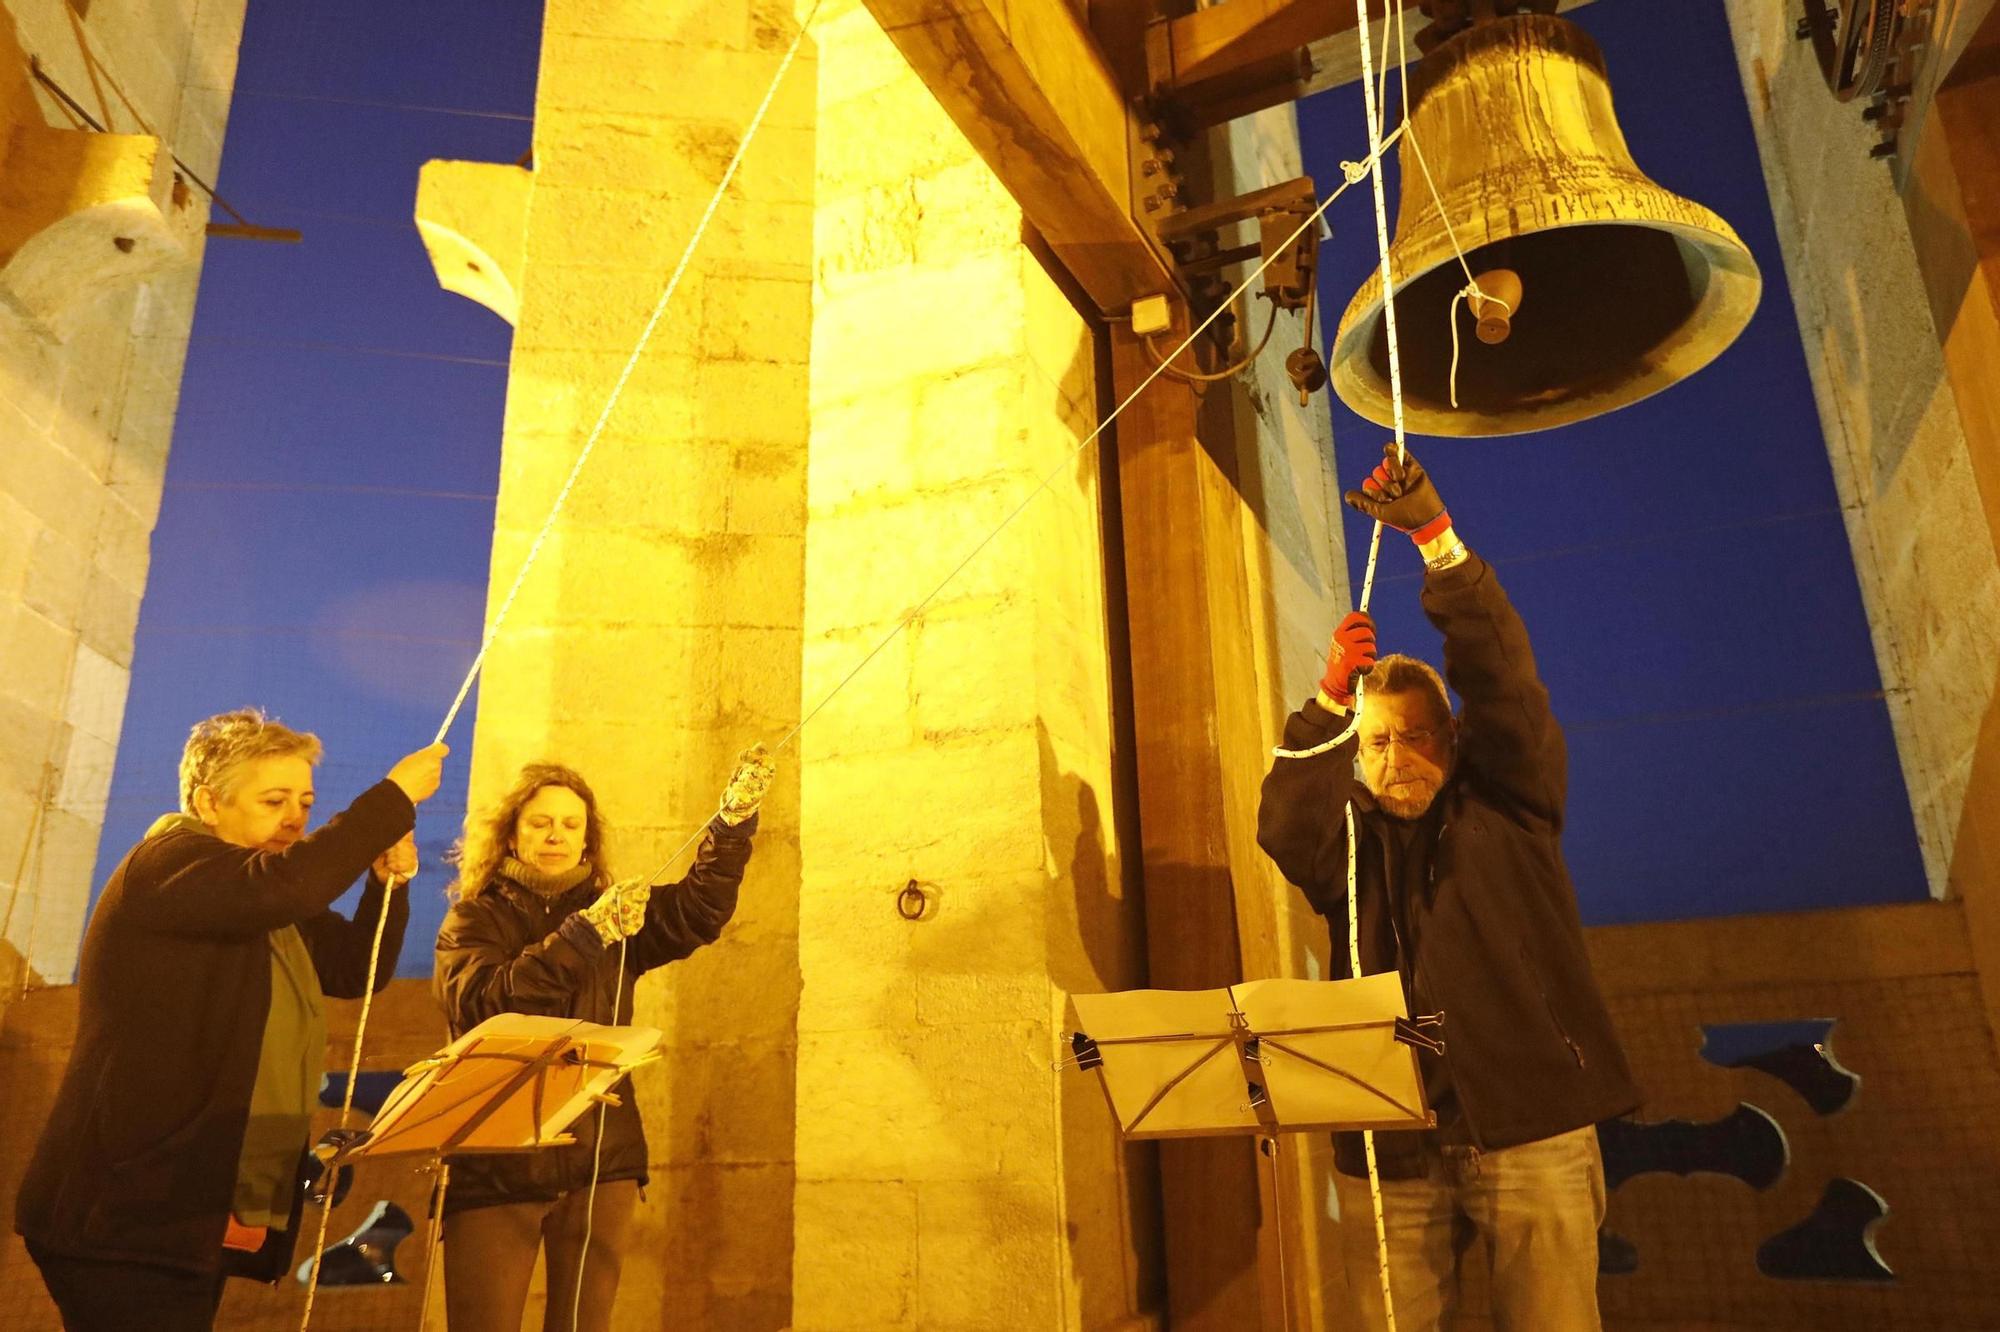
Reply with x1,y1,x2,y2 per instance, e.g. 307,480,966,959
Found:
14,709,447,1332
433,746,773,1332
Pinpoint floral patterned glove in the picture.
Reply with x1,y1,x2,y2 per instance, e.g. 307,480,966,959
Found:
718,743,776,826
578,876,653,945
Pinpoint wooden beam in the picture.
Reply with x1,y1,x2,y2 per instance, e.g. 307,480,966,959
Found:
1145,0,1601,112
862,0,1178,313
1145,0,1367,96
1109,323,1274,1331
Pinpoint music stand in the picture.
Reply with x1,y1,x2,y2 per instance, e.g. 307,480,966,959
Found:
1067,974,1440,1328
315,1015,664,1322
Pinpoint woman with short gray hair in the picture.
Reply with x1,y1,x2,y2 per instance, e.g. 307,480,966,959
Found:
13,708,449,1332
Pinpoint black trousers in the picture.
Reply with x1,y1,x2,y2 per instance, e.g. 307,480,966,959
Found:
27,1241,226,1332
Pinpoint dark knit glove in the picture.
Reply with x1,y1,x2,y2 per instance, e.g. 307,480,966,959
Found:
1343,441,1451,544
1318,611,1378,708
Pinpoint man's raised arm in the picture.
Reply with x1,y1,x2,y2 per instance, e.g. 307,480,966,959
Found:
1346,441,1565,830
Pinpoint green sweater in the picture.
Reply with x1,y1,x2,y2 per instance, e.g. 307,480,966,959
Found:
138,813,328,1228
235,922,327,1226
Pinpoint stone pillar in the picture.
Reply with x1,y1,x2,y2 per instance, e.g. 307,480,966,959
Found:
466,0,813,1324
794,5,1157,1328
0,0,246,1001
1722,3,2000,1001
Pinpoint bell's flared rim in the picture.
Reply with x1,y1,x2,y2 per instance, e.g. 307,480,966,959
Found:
1331,202,1764,438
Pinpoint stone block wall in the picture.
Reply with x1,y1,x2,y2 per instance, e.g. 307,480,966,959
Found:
794,5,1158,1328
462,0,813,1326
0,0,246,1003
1722,1,2000,904
1594,913,2000,1331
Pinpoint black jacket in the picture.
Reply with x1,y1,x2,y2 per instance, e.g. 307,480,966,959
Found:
14,781,414,1278
432,815,756,1213
1257,556,1639,1175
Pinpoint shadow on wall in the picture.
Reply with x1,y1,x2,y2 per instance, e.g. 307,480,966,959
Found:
1043,720,1168,1328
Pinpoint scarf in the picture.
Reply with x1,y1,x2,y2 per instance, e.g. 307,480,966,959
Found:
497,856,595,898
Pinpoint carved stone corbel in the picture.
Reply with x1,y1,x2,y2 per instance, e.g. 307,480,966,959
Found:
0,123,200,340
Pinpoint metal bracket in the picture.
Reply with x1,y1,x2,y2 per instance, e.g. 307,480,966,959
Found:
1146,175,1323,365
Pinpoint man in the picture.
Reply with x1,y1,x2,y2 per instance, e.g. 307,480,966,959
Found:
1257,443,1640,1331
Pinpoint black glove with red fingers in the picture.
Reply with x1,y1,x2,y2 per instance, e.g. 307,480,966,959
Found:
1342,441,1452,546
1318,610,1378,710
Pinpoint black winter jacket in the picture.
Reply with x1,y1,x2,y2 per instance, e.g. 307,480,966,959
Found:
432,815,756,1213
1257,556,1639,1176
14,781,414,1278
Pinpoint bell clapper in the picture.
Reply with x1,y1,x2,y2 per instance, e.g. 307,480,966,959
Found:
1467,267,1522,344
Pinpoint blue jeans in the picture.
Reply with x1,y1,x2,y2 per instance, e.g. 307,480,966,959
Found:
1333,1125,1607,1332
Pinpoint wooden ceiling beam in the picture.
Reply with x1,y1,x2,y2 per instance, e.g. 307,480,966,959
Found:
1146,0,1402,100
862,0,1180,314
1152,0,1602,117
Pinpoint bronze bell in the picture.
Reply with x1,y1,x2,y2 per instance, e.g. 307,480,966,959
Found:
1330,14,1763,437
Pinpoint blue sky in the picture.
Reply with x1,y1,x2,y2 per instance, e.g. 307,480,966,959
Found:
92,1,541,972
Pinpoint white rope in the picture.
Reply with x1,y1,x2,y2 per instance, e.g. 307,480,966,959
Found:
764,129,1400,779
1271,710,1360,760
299,6,822,1330
298,871,401,1331
1275,0,1499,749
515,5,827,1325
549,86,1411,1332
563,930,632,1332
293,9,1428,1331
431,0,822,745
1349,0,1418,1323
1391,0,1508,415
416,1164,450,1332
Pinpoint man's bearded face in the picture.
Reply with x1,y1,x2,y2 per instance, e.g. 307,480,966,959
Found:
1357,689,1455,819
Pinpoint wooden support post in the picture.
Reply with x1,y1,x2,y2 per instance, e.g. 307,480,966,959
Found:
1109,320,1292,1330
